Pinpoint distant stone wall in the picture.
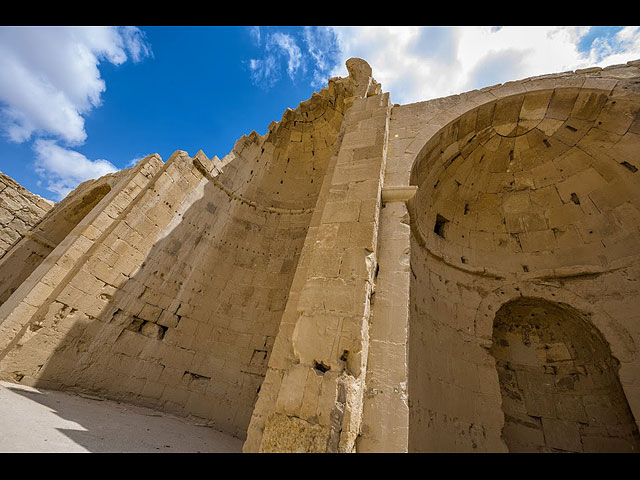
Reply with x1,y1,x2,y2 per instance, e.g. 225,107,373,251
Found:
0,170,130,307
0,172,54,258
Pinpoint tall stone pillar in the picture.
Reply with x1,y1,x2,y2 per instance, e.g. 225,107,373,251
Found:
244,75,392,452
356,186,416,452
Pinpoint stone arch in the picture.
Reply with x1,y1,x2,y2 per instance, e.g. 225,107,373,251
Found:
474,283,637,364
407,81,640,277
404,66,639,186
405,65,640,452
490,295,640,452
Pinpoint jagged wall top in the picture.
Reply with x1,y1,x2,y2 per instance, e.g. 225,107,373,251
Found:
345,57,381,98
216,58,381,166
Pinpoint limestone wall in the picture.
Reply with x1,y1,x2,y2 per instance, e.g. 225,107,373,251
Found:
0,61,372,440
0,171,131,306
387,60,640,452
0,172,54,259
244,61,389,452
492,296,639,452
409,249,640,452
0,155,164,383
2,57,640,453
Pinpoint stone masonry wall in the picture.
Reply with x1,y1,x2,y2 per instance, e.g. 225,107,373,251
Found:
0,171,131,306
0,172,54,259
0,60,376,440
0,155,164,383
2,57,640,453
391,60,640,452
409,248,640,452
244,62,390,452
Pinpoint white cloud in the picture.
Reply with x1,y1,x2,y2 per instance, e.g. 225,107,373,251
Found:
32,139,118,200
329,26,454,104
249,55,280,88
0,26,151,145
249,30,304,88
249,26,261,46
248,28,341,89
0,26,151,200
592,26,640,64
303,26,341,88
270,32,303,79
119,26,153,63
327,26,640,105
125,155,150,169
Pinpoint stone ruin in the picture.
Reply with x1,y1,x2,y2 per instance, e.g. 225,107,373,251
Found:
1,57,640,453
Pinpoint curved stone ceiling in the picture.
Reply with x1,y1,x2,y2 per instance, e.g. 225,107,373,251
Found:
411,86,640,276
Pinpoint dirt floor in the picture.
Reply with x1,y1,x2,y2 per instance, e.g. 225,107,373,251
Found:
0,381,244,453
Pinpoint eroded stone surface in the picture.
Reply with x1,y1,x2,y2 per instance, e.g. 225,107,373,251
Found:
1,58,640,453
0,172,54,259
492,298,640,452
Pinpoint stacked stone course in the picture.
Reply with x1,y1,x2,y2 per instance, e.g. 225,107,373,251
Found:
0,172,54,258
1,58,640,453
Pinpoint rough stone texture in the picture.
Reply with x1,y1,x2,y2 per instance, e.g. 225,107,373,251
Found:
0,172,54,259
491,298,640,453
0,170,129,307
402,60,640,453
1,58,640,453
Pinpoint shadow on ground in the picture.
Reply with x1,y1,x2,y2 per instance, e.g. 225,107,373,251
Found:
0,381,243,453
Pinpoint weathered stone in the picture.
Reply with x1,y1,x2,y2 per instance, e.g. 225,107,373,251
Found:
1,57,640,454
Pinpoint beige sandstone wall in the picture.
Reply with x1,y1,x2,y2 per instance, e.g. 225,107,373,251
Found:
0,171,131,306
245,88,391,453
1,57,640,453
391,60,640,452
0,172,54,259
0,60,378,441
0,155,164,384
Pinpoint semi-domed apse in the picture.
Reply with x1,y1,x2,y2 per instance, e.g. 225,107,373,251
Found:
406,66,640,452
410,85,640,277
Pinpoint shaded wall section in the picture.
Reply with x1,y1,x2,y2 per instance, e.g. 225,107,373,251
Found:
0,64,362,439
0,156,164,383
0,172,54,259
491,297,640,452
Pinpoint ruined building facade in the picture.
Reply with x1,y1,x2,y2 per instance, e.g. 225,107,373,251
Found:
1,58,640,453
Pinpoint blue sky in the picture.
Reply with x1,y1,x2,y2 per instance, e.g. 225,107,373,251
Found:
1,26,639,201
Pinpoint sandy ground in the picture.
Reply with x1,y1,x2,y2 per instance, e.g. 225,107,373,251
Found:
0,381,244,453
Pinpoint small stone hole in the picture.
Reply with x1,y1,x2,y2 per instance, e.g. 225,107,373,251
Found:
570,193,580,205
434,214,449,238
621,161,638,173
313,361,330,375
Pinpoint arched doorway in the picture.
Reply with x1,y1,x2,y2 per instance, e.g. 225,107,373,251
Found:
491,296,640,452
